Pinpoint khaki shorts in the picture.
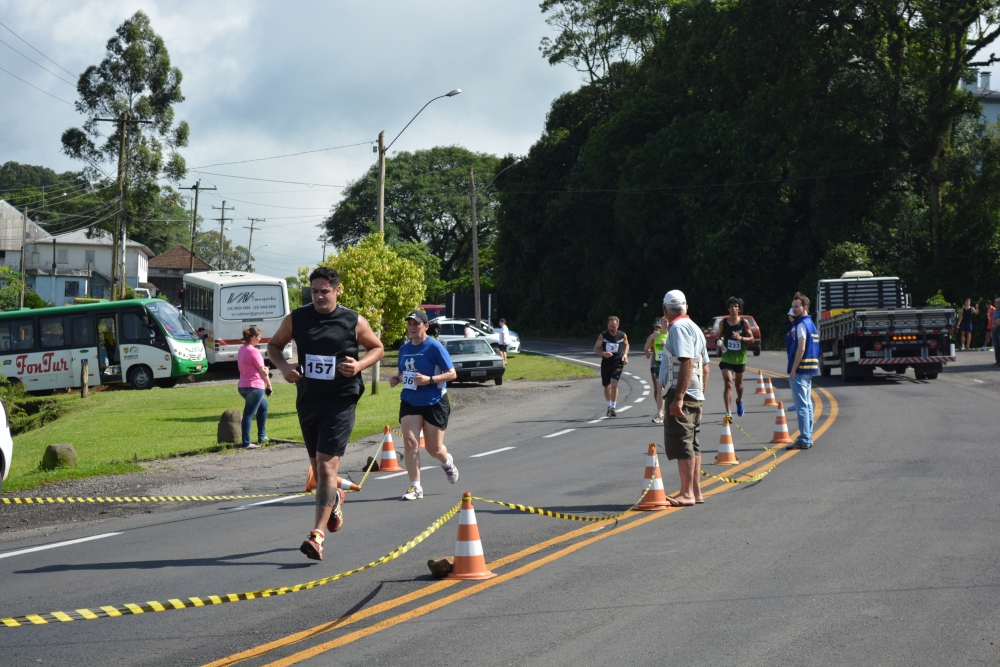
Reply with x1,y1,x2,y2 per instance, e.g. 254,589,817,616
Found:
663,387,702,460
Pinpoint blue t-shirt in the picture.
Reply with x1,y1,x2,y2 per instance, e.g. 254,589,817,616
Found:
398,337,453,407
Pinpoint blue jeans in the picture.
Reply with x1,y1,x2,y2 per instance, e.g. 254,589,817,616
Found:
238,387,268,445
790,374,813,445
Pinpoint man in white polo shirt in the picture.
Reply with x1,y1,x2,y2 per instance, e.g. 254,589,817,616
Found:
658,290,710,506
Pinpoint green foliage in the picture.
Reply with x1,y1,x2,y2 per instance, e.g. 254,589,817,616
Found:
58,11,192,254
194,230,252,271
0,266,27,311
322,146,501,280
322,234,424,344
817,243,874,280
925,290,953,308
24,292,47,309
286,276,302,308
392,241,446,302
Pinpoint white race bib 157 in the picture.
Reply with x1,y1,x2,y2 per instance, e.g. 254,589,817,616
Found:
304,354,336,380
727,338,742,351
402,371,417,390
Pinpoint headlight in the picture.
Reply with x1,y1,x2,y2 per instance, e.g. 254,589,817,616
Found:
494,360,503,366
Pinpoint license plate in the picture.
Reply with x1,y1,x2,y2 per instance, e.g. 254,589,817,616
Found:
195,365,202,370
471,370,486,377
865,351,884,357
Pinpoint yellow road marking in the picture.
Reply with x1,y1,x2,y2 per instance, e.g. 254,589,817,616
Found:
205,386,839,667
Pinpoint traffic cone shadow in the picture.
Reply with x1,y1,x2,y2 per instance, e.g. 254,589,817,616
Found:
446,492,497,580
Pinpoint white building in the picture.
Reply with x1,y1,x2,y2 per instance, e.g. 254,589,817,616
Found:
0,201,153,306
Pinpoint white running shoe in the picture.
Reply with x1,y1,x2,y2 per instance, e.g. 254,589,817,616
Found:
401,485,424,500
442,454,459,484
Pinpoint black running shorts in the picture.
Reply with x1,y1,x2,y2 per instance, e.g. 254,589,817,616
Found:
399,394,451,430
601,359,624,387
719,361,746,374
298,396,359,459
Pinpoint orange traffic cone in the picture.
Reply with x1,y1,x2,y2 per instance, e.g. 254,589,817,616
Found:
305,467,361,492
715,420,739,465
762,377,778,406
770,401,795,444
445,492,497,580
754,370,767,395
636,443,672,510
419,428,425,449
378,425,404,472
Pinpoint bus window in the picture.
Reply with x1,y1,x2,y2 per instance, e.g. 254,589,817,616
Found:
122,310,157,343
11,320,34,350
70,317,97,347
40,317,65,349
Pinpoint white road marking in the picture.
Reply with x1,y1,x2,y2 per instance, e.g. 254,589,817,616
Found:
544,429,576,438
376,466,435,480
634,397,645,403
470,447,516,458
972,379,985,383
642,390,650,395
0,532,122,560
588,417,608,423
227,494,304,511
521,350,601,367
616,405,633,412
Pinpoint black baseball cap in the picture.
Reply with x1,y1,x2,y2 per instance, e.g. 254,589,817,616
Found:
405,310,429,324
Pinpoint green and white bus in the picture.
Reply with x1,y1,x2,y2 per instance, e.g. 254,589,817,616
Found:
0,299,207,392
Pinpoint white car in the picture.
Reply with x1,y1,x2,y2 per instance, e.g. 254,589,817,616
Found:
0,398,12,493
456,319,521,354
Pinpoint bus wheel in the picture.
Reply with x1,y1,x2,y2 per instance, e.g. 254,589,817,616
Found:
128,365,155,390
155,377,178,389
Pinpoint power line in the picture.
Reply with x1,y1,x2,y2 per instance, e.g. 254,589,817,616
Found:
0,37,76,86
201,192,329,210
0,65,73,104
0,20,78,78
189,141,373,169
188,170,344,188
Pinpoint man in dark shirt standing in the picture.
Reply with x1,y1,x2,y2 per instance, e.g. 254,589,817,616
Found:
268,267,384,561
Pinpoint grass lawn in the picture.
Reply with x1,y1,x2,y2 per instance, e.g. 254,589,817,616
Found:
4,352,590,493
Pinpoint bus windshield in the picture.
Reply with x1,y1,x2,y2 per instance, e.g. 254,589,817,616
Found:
145,301,200,341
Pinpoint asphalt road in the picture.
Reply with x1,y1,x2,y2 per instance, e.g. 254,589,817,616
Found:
2,341,998,666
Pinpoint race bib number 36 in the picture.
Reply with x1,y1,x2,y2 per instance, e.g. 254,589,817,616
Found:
727,338,742,351
402,370,417,390
304,354,336,380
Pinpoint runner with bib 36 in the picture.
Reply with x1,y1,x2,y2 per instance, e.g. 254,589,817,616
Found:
268,266,384,561
718,296,753,420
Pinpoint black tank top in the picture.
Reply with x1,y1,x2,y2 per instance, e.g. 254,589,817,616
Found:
601,329,626,361
962,307,973,322
721,318,746,346
291,303,363,405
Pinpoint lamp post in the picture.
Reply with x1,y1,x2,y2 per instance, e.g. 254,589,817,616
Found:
372,88,461,394
469,158,522,328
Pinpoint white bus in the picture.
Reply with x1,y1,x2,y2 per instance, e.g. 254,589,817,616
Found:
182,271,293,366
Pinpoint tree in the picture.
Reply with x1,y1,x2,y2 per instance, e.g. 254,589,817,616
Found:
392,242,445,302
322,146,501,280
194,231,252,271
60,11,190,253
0,267,27,311
322,234,424,345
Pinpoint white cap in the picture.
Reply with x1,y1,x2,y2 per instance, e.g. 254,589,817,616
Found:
663,290,686,308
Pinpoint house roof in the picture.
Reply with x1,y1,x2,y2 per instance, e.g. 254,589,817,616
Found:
50,228,155,257
0,200,52,250
149,244,214,270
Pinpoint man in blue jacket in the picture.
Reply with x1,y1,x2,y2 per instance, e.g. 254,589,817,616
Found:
786,292,820,450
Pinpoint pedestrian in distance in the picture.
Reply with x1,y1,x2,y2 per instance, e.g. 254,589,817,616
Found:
982,300,995,351
957,298,979,351
389,310,459,500
718,296,753,420
658,290,710,506
463,322,474,338
237,326,272,449
991,298,1000,365
267,266,385,561
595,316,629,417
785,292,820,450
497,318,510,365
643,318,669,424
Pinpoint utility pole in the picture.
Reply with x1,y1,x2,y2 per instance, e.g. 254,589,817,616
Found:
19,206,27,308
469,167,481,328
181,181,215,272
371,130,387,395
245,218,264,271
211,202,233,270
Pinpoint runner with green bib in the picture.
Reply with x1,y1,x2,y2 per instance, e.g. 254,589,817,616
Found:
718,296,753,419
644,318,670,424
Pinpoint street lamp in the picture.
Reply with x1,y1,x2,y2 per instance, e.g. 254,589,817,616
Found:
470,158,523,328
371,89,461,394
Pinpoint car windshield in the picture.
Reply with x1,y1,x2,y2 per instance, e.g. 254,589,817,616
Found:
145,301,200,341
445,340,494,356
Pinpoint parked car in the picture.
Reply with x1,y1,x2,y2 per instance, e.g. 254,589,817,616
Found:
702,315,762,357
433,318,516,351
0,397,12,493
461,319,521,354
445,338,506,385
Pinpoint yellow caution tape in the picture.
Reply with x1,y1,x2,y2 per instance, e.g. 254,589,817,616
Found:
698,419,780,484
0,501,462,628
472,474,657,522
0,493,310,505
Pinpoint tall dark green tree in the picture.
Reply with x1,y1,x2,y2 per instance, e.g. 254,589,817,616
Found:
60,10,190,253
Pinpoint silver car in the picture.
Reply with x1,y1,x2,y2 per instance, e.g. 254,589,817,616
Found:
445,339,506,385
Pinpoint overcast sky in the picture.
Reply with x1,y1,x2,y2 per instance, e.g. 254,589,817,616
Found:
0,1,581,278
